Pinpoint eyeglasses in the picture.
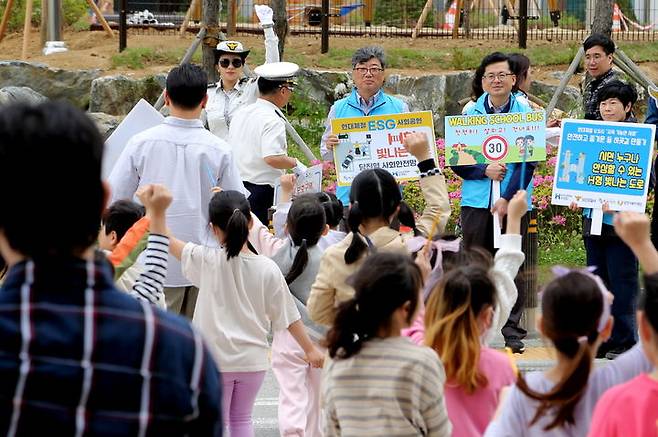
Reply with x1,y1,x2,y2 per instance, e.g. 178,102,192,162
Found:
279,84,296,92
585,53,608,63
483,72,515,82
219,58,244,68
353,67,384,76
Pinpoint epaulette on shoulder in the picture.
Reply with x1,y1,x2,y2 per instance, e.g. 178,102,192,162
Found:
207,83,217,88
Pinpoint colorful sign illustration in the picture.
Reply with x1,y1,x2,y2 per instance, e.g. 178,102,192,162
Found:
444,111,547,166
551,119,655,212
331,111,436,186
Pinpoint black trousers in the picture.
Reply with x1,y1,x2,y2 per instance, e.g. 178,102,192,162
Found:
461,206,528,341
651,158,658,250
244,181,274,225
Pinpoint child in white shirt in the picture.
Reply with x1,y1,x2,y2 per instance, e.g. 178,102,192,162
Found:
169,189,323,437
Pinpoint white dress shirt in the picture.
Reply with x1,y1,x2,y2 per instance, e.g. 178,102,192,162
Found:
229,98,288,186
108,116,248,287
206,27,280,140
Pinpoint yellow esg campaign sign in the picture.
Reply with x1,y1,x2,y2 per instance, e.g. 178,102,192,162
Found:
444,111,547,166
331,111,436,186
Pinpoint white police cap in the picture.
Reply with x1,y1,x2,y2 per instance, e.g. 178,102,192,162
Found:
215,40,250,57
254,62,300,82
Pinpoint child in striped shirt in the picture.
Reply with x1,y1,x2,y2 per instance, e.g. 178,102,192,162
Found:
322,252,452,437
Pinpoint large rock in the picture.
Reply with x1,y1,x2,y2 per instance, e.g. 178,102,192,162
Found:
529,80,580,113
444,71,475,115
89,74,166,115
0,61,100,108
298,69,350,104
87,112,123,139
386,73,447,135
0,86,47,106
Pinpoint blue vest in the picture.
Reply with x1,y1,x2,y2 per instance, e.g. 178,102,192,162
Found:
461,93,535,209
333,89,406,204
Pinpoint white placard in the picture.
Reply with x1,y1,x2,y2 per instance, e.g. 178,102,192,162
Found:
273,164,323,205
102,99,164,180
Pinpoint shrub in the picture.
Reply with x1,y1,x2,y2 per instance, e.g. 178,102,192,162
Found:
0,0,86,32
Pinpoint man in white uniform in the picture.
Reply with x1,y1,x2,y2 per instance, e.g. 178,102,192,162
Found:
109,63,247,318
229,61,302,223
205,5,280,140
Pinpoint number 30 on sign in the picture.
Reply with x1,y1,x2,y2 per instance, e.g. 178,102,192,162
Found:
482,135,508,161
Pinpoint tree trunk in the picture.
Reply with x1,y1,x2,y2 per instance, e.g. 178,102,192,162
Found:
272,0,288,59
202,0,220,82
591,0,613,37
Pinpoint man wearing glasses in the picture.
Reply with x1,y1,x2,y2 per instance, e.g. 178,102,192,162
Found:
321,46,408,205
582,33,621,121
452,52,534,354
229,62,304,223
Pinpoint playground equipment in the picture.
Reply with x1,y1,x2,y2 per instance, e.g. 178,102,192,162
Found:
0,0,113,58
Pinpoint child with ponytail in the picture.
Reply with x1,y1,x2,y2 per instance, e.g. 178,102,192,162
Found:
403,190,528,348
308,132,451,325
269,194,329,437
250,175,345,255
168,190,324,437
589,211,658,436
322,252,452,436
425,265,516,437
486,210,656,436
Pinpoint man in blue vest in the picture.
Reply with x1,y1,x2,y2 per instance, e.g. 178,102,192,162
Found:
452,52,536,353
321,46,408,205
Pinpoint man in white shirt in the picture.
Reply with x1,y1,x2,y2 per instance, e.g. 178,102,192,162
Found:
229,62,301,224
108,63,247,318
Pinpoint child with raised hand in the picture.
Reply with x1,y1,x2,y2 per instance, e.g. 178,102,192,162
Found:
403,190,527,347
269,194,329,437
588,211,658,436
308,132,451,325
425,191,527,437
99,185,172,307
168,189,323,437
424,249,523,434
322,252,452,437
485,263,652,435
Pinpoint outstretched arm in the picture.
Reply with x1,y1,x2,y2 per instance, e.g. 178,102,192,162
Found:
255,5,280,63
614,211,658,274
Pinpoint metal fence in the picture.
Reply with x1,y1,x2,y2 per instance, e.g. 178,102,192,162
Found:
93,0,658,41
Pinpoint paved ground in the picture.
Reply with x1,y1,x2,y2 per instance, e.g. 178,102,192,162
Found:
250,338,577,436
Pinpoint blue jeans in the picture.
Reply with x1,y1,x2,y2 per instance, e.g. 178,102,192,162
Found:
584,232,639,348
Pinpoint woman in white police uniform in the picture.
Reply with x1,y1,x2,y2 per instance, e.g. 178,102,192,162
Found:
205,5,280,140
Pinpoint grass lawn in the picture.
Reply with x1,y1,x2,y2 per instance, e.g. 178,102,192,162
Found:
111,40,658,71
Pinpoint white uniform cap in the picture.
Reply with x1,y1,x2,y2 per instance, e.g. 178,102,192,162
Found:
215,40,250,57
254,62,300,81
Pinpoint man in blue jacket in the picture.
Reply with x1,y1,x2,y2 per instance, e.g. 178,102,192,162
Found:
320,46,408,205
452,52,536,353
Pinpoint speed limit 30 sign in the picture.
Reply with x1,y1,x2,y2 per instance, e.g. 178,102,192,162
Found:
482,135,508,161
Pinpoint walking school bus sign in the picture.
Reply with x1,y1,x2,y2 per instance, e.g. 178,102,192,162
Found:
332,111,436,186
444,111,547,166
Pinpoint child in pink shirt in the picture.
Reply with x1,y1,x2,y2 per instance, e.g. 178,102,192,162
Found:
425,263,516,437
589,213,658,437
422,191,528,436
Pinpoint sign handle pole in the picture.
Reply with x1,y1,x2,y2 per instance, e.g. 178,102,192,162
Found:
492,180,502,248
590,208,603,236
